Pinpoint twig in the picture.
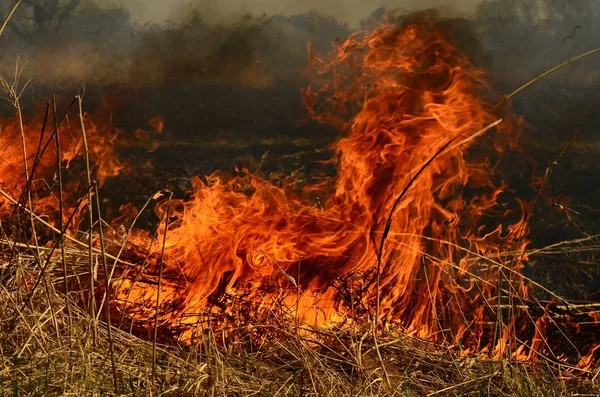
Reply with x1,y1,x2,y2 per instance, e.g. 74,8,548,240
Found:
495,47,600,108
0,0,21,37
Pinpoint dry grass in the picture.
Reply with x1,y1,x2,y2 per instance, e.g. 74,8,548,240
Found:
0,168,598,396
0,242,598,397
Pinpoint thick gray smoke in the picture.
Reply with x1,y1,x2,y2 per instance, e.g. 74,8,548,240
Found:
0,0,598,91
0,0,353,88
98,0,481,27
475,0,600,88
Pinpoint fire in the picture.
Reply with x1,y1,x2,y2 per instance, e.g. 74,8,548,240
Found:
123,20,529,348
0,103,161,235
1,19,598,368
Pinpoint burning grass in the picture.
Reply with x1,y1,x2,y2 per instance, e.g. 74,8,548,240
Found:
0,8,599,396
1,238,599,396
0,100,598,397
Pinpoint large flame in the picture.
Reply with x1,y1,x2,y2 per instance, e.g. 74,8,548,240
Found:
121,21,529,348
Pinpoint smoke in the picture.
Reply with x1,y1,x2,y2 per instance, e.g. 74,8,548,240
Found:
0,0,354,89
473,0,600,88
0,0,484,89
1,0,599,93
97,0,481,27
1,0,600,149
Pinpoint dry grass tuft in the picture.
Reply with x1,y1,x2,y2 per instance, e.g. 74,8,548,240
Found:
1,232,599,396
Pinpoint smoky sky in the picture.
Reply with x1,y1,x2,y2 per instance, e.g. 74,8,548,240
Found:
98,0,482,27
0,0,599,95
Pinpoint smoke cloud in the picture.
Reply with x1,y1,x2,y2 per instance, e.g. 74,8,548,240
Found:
97,0,481,27
0,0,598,92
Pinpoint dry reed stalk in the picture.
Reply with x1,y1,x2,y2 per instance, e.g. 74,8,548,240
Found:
76,94,99,346
92,181,119,393
495,47,600,108
152,191,173,383
52,95,72,338
1,72,63,343
0,0,21,37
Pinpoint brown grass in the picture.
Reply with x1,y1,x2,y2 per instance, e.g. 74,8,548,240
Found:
0,236,598,396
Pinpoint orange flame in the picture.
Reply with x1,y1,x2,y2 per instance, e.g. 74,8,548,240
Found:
117,22,532,351
0,106,155,233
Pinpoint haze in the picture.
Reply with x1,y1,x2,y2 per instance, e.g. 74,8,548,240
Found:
97,0,482,27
